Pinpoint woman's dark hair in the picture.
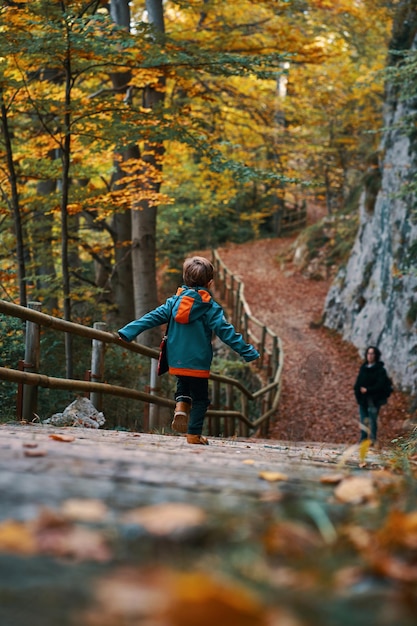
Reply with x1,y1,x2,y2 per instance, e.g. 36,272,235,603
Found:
364,345,381,362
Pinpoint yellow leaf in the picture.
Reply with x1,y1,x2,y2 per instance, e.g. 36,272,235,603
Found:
259,471,288,482
359,439,371,463
0,520,36,555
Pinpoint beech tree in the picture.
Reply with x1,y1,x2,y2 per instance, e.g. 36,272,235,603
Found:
0,0,396,366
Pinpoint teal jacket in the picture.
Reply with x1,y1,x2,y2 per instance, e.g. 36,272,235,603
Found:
118,286,260,378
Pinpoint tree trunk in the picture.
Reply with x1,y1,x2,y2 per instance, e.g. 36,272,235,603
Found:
0,87,27,306
106,0,136,328
60,20,73,378
34,178,59,313
130,0,166,348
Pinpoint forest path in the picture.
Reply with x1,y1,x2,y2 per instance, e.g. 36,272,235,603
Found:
217,237,409,446
0,424,402,626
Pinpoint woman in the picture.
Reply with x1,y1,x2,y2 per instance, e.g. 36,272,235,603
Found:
353,346,389,445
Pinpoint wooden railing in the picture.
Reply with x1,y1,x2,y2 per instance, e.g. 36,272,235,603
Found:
273,202,307,236
0,252,283,437
212,250,284,435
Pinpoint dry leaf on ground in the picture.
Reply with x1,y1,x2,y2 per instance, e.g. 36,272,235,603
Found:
121,502,207,536
334,476,376,504
49,433,75,442
0,520,37,555
320,472,346,484
24,448,47,457
80,567,300,626
259,471,288,482
61,498,108,523
263,520,322,557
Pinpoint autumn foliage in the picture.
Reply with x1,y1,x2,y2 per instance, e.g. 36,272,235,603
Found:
1,0,394,323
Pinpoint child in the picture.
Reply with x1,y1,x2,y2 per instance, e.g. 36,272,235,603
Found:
118,256,260,445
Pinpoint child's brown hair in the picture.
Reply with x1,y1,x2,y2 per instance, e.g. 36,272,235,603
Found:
183,256,214,287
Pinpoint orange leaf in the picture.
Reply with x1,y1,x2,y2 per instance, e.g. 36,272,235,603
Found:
49,434,75,442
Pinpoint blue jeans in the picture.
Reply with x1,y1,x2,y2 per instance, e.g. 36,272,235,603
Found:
175,376,210,435
359,402,379,443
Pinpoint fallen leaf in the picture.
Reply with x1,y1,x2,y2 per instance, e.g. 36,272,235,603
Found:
243,459,255,465
359,439,371,463
320,472,345,484
370,552,417,583
333,566,364,591
31,507,111,561
49,434,75,442
264,521,322,557
259,491,283,503
61,498,108,523
121,503,207,536
343,524,372,551
334,476,376,504
36,523,111,562
259,471,288,482
81,567,277,626
376,509,417,550
0,520,36,555
24,449,47,457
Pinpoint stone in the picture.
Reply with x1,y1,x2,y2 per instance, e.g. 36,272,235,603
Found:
45,396,105,428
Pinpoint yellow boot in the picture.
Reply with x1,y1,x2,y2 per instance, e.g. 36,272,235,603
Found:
171,401,190,433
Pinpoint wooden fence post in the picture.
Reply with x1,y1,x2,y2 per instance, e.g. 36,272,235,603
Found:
148,358,160,431
90,322,107,411
22,301,41,421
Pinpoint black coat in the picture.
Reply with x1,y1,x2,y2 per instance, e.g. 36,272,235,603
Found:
353,361,388,408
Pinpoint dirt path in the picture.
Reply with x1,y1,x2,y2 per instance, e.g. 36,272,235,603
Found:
217,237,409,445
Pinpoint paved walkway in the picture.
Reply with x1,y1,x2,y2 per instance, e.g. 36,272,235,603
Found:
2,423,410,626
0,423,380,513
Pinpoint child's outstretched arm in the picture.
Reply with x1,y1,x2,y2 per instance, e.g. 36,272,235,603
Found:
207,303,260,361
117,302,172,342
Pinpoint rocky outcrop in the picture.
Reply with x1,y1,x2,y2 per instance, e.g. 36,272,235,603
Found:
323,13,417,393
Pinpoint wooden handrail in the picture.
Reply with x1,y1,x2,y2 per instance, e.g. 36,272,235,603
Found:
0,252,284,436
212,248,284,435
0,299,158,359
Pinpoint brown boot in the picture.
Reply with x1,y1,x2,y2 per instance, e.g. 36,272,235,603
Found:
171,401,190,433
186,434,209,445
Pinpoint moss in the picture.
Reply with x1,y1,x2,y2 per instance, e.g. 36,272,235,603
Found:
305,222,330,257
295,213,359,274
406,301,417,326
359,260,374,291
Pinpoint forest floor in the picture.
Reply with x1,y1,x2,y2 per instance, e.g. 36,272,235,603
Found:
217,235,413,447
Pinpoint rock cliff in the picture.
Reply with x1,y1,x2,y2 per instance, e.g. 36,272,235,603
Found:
323,8,417,393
